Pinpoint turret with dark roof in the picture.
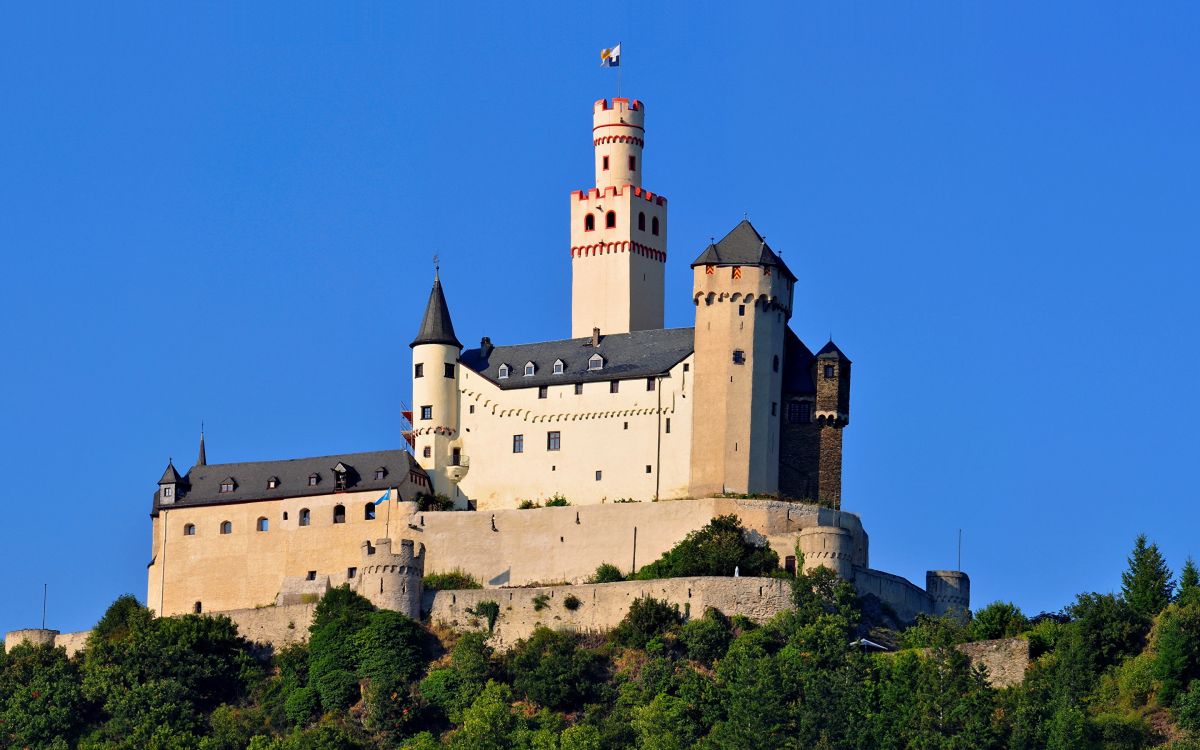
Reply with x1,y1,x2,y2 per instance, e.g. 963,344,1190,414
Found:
816,340,851,363
410,273,462,349
691,219,796,281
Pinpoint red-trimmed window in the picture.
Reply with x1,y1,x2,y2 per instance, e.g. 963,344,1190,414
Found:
605,211,616,228
585,214,595,231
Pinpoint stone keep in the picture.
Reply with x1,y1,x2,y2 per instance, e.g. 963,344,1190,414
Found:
797,526,855,580
926,570,971,618
359,538,425,619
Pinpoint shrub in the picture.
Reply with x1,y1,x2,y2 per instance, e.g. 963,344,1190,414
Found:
612,497,640,504
1088,712,1153,750
545,493,570,507
518,499,540,509
633,515,779,580
680,608,733,665
613,596,682,649
900,612,971,649
1177,679,1200,735
283,685,320,726
423,569,483,590
415,492,454,512
533,594,550,611
505,628,607,710
467,600,501,633
588,563,625,584
969,601,1030,641
564,594,582,611
1155,603,1200,706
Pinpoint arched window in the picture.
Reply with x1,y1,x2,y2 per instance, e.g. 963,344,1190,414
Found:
364,503,376,521
256,517,269,532
651,216,660,236
333,505,346,524
299,508,311,527
605,211,616,229
638,212,646,231
183,523,196,536
584,214,595,231
220,521,232,535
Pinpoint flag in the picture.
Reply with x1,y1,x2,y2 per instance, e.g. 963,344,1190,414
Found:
373,488,391,506
600,43,621,67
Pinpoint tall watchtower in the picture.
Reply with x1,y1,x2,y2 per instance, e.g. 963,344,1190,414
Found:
411,272,463,498
570,98,667,338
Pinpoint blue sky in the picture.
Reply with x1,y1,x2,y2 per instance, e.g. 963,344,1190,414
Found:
1,3,1197,636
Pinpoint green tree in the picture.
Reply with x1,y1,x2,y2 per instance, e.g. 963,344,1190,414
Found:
1121,533,1175,619
1180,558,1200,607
634,515,779,580
1155,603,1200,706
587,563,625,584
0,642,87,749
505,627,607,711
420,631,495,724
632,693,702,750
613,596,682,649
306,586,374,712
560,723,603,750
680,608,733,666
447,680,523,750
970,601,1030,641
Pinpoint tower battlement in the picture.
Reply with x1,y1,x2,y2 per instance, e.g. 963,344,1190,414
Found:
593,97,644,119
571,185,666,205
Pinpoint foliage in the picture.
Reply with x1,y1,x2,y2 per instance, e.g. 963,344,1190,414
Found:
466,601,501,633
1180,558,1200,607
1122,533,1175,619
0,642,86,748
1155,602,1200,706
532,594,550,611
613,596,681,649
1177,680,1200,735
307,586,374,711
423,569,483,591
680,608,732,666
587,563,625,584
416,492,454,512
633,515,779,580
504,628,608,710
970,600,1030,640
563,594,582,611
544,494,570,507
517,499,539,509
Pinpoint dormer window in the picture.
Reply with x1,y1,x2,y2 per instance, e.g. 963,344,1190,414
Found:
219,478,236,494
267,477,279,490
498,364,510,379
307,473,319,487
335,473,347,491
588,353,604,371
524,362,536,377
553,359,565,375
162,486,173,498
374,467,386,480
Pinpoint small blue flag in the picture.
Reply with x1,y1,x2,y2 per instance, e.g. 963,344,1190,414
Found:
373,488,391,506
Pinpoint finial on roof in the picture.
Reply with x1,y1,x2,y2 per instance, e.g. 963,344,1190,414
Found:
433,253,440,279
411,271,463,349
197,425,207,467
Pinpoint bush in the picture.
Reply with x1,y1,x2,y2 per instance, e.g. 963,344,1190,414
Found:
1177,680,1200,735
633,515,779,580
545,494,570,507
970,601,1030,641
564,594,582,611
681,608,733,665
518,499,540,509
533,594,551,612
416,492,454,512
588,563,625,584
467,601,501,633
283,685,321,726
423,570,483,590
613,596,682,649
505,628,607,710
900,612,970,649
1088,712,1153,750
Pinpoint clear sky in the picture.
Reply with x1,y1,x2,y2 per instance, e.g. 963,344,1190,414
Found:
1,3,1197,636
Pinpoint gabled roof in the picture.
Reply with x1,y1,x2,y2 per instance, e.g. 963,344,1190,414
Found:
691,220,797,281
782,329,816,396
152,449,428,515
817,340,851,362
410,275,462,349
460,327,695,390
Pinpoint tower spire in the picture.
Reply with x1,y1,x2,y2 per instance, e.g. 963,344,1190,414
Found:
410,271,462,349
197,424,207,467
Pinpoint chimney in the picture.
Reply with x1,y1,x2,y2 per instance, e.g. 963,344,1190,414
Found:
480,336,494,358
591,327,601,348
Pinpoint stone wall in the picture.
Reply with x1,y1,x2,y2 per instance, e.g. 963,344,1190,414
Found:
426,576,794,650
955,637,1030,689
853,567,935,624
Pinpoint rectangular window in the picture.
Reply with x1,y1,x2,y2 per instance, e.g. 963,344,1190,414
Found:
665,417,671,434
547,431,561,451
629,155,636,171
646,377,655,391
513,435,524,453
610,380,619,393
683,363,690,372
444,363,455,378
732,350,745,365
824,364,835,379
469,405,475,414
305,571,317,581
771,402,778,416
414,363,424,378
595,470,602,481
574,383,584,395
451,448,461,466
423,446,431,458
738,304,745,316
645,465,652,473
347,567,357,579
538,386,548,399
162,486,173,497
420,405,432,420
602,155,610,170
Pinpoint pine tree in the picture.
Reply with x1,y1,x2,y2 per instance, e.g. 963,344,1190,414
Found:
1121,534,1175,619
1179,557,1200,606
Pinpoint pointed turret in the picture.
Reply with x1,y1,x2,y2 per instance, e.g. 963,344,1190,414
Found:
197,430,207,467
690,220,796,281
158,459,181,506
816,340,851,363
410,274,462,349
159,460,181,485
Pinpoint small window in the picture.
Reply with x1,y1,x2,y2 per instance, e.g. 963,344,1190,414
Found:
595,470,602,481
444,362,455,378
665,417,671,434
610,380,619,393
824,364,835,379
733,350,746,365
646,465,652,473
513,434,524,453
347,567,357,579
333,505,346,524
194,602,202,614
374,467,386,480
423,446,431,458
773,355,779,372
219,479,235,493
602,155,610,170
584,214,595,232
420,405,432,420
638,212,646,231
652,216,660,236
629,155,636,171
788,402,811,424
305,571,316,582
267,477,279,489
623,422,629,430
771,402,778,416
574,383,583,395
605,211,616,229
469,404,475,413
308,473,319,487
451,447,461,466
646,377,655,391
220,521,232,535
738,304,745,316
547,431,561,451
683,363,689,372
553,359,565,375
183,523,195,536
365,503,376,521
524,362,535,377
334,471,347,491
414,363,424,378
299,509,311,527
498,364,510,379
538,386,548,399
162,486,173,498
257,517,268,532
282,511,288,521
588,353,604,371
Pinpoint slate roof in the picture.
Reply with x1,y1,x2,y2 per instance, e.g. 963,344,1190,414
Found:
782,329,816,396
817,340,851,362
690,220,797,281
460,327,695,389
152,449,428,515
411,275,463,349
159,461,181,485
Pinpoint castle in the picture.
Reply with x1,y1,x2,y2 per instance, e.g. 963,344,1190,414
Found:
9,94,970,653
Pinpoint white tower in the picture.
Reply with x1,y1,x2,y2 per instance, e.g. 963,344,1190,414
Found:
410,273,462,497
570,98,667,338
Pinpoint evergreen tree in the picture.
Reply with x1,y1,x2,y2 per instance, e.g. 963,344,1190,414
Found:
1120,534,1174,619
1179,557,1200,606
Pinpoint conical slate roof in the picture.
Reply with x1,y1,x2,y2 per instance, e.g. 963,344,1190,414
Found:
690,219,796,281
197,431,207,467
159,460,181,485
817,340,851,363
410,275,463,349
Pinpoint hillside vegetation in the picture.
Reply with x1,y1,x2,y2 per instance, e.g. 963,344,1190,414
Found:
4,528,1200,749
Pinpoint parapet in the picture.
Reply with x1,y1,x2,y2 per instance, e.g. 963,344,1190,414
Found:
4,628,59,651
926,570,971,619
361,538,424,569
571,185,666,205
